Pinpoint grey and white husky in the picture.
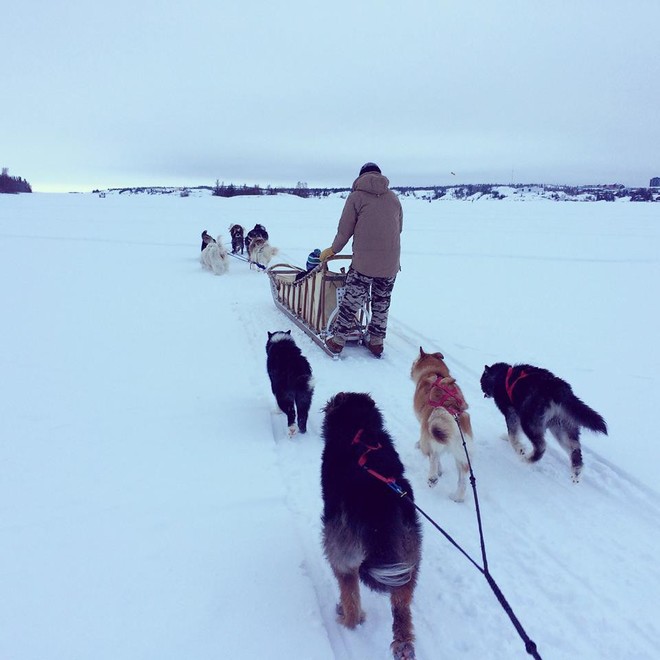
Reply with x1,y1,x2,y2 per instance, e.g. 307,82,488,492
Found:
480,362,607,482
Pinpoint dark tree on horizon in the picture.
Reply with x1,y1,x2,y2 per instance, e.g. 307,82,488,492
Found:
0,168,33,194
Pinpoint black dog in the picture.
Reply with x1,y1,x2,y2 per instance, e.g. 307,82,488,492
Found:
200,230,215,252
480,362,608,482
245,223,268,252
321,392,421,660
228,224,245,254
266,331,313,436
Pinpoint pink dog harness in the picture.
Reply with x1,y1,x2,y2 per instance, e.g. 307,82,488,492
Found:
429,377,467,417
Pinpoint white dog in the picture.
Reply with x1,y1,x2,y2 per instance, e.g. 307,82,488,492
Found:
248,237,278,270
200,235,229,275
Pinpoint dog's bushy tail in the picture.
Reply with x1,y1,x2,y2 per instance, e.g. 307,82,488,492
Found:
366,563,415,588
428,408,454,444
565,395,608,435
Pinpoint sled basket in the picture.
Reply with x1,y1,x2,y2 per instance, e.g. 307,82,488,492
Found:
266,256,370,356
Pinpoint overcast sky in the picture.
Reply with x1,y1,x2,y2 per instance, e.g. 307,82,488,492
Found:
4,0,659,192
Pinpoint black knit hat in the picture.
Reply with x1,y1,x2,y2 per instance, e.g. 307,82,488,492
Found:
359,162,381,176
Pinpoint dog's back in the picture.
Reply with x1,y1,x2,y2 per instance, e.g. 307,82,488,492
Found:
266,331,313,434
321,393,420,580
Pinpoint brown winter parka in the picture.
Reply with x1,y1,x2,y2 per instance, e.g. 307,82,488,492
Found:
330,171,403,278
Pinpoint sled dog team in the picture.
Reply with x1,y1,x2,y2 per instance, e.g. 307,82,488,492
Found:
265,330,607,660
200,223,278,274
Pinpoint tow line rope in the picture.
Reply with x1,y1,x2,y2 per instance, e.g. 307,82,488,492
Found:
225,244,266,270
352,426,542,660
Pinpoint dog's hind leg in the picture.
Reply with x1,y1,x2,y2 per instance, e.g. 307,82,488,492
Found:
549,419,583,482
390,581,416,659
426,423,447,486
450,457,469,503
294,387,313,434
427,448,442,488
274,392,297,436
333,568,365,629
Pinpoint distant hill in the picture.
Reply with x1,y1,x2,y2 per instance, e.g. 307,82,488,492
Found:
94,182,660,202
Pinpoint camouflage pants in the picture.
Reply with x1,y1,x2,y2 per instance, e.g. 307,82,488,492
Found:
330,267,396,345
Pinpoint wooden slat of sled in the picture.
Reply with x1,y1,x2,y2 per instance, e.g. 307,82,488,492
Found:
267,257,351,336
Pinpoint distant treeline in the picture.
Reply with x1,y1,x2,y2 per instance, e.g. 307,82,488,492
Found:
0,168,32,194
97,181,659,202
210,180,346,198
395,183,658,202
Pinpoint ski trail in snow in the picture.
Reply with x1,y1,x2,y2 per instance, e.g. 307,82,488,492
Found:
233,288,391,659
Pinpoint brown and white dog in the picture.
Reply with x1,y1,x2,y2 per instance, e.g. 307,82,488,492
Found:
247,237,278,270
411,347,473,502
228,224,245,254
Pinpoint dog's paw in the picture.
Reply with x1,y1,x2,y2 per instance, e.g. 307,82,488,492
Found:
427,476,439,488
391,640,416,660
336,603,365,628
287,425,297,438
449,491,465,503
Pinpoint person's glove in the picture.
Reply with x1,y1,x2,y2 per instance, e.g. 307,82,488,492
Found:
320,247,335,261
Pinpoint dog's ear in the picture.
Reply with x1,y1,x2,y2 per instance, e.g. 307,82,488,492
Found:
434,352,445,360
419,346,425,357
285,330,291,335
267,331,273,339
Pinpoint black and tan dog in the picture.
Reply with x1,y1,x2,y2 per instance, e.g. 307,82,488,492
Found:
228,224,245,254
321,392,421,660
481,362,607,482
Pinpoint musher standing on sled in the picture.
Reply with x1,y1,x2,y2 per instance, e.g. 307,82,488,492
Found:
320,162,403,357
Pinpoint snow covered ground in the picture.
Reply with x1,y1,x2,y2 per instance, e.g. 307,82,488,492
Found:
1,192,659,659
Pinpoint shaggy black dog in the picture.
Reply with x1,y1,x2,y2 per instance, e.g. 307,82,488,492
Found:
480,362,607,482
228,224,245,254
245,223,268,252
321,392,421,660
265,331,313,435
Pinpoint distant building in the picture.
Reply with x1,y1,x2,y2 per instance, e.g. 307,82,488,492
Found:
650,177,660,187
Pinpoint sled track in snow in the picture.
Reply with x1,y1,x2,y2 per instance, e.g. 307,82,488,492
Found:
233,273,660,659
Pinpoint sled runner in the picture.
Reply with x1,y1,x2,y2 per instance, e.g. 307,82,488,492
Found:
267,255,370,357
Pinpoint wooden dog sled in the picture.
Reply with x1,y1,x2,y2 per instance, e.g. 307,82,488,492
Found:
266,255,370,357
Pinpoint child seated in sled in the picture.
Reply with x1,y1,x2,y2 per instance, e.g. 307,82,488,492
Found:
295,249,322,281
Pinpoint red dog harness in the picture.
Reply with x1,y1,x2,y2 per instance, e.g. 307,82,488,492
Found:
351,429,406,495
428,377,467,417
505,367,529,402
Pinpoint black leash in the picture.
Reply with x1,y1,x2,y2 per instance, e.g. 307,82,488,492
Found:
452,414,541,659
355,424,542,659
226,248,266,270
